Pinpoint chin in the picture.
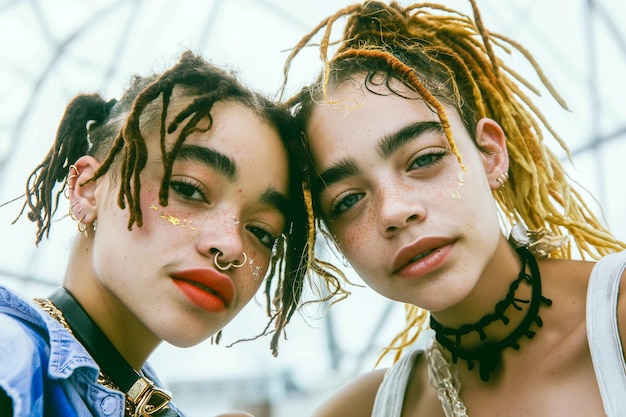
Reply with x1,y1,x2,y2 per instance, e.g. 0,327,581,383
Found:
167,335,207,348
423,293,470,313
161,327,214,348
394,289,469,313
171,340,202,348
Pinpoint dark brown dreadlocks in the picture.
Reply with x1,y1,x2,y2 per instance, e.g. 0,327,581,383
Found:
15,50,346,355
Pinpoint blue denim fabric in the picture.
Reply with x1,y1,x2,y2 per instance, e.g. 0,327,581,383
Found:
0,286,184,417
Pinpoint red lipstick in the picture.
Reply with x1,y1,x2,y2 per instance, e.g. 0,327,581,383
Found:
171,268,235,313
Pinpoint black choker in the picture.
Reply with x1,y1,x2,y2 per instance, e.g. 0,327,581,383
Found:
430,247,552,382
40,288,178,417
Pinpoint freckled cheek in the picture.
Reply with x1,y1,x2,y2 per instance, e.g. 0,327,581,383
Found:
333,223,369,260
338,229,359,248
329,203,376,248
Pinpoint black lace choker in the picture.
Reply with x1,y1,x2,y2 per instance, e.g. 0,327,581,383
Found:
429,246,552,382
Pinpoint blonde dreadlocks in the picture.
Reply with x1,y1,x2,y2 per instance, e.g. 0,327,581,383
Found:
283,0,626,362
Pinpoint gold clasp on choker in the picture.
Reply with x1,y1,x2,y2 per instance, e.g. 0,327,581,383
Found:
127,377,173,416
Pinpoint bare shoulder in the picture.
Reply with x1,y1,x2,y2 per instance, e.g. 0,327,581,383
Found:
539,258,594,319
310,368,387,417
540,257,594,290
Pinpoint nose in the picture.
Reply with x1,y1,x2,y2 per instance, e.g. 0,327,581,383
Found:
377,185,424,237
197,212,246,265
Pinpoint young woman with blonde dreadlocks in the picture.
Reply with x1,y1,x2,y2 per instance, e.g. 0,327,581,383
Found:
0,50,342,417
283,1,626,416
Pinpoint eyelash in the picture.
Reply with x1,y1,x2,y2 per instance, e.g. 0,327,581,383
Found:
170,178,208,202
409,148,448,170
328,192,364,218
247,226,279,249
170,179,279,248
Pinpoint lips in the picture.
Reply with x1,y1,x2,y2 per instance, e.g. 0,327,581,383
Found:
171,268,235,313
391,237,454,277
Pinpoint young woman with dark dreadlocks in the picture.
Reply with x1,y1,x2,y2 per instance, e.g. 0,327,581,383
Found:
0,50,344,417
283,1,626,416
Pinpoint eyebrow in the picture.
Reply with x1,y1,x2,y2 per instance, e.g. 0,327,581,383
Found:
314,159,359,196
173,144,289,220
313,121,443,194
377,121,443,159
173,144,238,181
260,189,290,220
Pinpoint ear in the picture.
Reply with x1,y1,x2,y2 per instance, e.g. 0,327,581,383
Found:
475,117,509,190
67,155,101,227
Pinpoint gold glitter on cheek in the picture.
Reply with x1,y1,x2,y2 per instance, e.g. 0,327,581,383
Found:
150,204,197,230
450,170,466,200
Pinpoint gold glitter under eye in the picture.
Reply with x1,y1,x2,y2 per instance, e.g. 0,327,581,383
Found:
150,205,196,230
450,170,466,200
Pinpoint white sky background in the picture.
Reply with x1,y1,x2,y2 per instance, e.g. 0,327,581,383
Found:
1,1,625,416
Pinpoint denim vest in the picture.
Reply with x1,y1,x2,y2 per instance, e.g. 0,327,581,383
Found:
0,286,184,417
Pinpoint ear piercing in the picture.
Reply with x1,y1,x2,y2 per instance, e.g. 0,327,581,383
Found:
63,164,79,199
496,171,509,187
69,201,94,236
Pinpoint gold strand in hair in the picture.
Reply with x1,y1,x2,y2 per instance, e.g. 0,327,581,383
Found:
285,0,626,364
333,49,466,170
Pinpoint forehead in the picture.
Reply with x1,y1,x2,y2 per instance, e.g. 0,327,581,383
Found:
190,102,288,178
306,77,476,171
145,99,290,193
307,78,438,145
312,74,437,121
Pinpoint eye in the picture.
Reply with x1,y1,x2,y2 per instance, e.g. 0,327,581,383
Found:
170,178,207,202
329,192,364,217
247,225,279,248
409,148,448,170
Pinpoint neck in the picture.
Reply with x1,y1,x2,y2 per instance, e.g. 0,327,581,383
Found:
64,244,159,369
430,246,552,381
432,237,522,330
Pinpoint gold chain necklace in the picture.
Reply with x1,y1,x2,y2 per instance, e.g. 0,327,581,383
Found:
34,297,137,417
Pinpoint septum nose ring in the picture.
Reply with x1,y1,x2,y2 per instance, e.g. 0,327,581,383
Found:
214,250,247,270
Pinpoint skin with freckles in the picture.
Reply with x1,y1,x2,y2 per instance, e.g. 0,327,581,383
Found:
0,51,336,417
282,2,626,415
308,79,505,316
301,76,620,416
67,101,289,367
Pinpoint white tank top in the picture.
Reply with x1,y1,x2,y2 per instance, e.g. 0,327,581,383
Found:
371,251,626,416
